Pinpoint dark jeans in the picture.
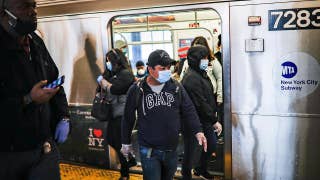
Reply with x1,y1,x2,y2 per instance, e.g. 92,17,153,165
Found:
182,125,217,179
0,141,60,180
107,116,129,177
139,146,178,180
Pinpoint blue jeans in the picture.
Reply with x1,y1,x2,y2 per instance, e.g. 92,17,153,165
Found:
139,146,178,180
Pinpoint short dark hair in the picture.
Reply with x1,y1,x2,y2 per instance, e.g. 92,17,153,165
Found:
217,34,221,47
135,60,145,67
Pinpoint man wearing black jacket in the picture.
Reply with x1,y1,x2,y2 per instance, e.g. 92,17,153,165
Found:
121,49,207,180
181,45,222,179
0,0,70,179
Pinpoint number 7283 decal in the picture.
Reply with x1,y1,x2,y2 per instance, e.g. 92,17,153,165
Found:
269,7,320,31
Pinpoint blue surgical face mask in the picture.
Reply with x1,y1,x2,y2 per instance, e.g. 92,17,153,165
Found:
157,70,171,83
106,62,112,71
122,48,128,56
199,59,209,70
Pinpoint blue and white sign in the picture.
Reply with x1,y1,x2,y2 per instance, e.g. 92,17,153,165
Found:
281,61,297,78
273,52,320,97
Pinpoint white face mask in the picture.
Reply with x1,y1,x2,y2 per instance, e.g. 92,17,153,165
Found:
137,69,146,75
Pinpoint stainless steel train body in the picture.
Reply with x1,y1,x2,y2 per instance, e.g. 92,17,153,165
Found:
36,0,320,179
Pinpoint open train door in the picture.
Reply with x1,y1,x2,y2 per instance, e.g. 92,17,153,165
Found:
105,2,232,179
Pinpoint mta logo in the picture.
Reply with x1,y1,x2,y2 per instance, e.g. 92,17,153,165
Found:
281,61,297,78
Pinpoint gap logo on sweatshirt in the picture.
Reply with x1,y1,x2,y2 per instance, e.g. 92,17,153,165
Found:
145,92,175,109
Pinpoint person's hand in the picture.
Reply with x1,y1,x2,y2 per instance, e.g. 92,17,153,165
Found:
99,79,111,90
213,121,222,136
31,80,60,104
121,144,134,161
195,132,207,152
54,119,70,143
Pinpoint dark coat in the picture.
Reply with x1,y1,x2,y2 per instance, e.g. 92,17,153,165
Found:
181,58,217,126
96,68,134,149
0,27,69,152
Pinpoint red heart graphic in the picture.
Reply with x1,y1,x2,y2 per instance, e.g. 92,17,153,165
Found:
93,129,103,138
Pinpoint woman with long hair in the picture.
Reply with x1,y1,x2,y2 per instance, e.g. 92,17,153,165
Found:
97,48,135,180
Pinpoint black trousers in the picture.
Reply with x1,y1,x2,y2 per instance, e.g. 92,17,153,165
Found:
182,125,217,180
107,116,129,177
181,132,198,180
0,141,60,180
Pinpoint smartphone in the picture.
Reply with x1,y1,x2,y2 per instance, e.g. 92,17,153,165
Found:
43,75,65,89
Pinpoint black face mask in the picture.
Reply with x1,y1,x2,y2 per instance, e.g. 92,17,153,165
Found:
4,9,37,36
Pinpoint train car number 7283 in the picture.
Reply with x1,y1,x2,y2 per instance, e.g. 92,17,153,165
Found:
269,7,320,31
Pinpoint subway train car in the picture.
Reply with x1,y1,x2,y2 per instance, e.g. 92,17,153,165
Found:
36,0,320,179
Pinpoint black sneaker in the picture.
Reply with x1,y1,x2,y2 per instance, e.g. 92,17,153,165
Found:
217,137,224,144
193,168,214,180
127,154,137,168
209,155,217,163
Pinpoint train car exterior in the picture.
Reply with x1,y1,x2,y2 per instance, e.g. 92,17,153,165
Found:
36,0,320,179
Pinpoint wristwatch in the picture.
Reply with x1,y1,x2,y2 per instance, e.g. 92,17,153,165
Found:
23,93,33,105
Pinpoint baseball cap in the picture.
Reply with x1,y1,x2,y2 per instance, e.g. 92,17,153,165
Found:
147,49,174,67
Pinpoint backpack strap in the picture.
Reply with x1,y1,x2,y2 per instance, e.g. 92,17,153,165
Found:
135,77,145,109
172,79,183,104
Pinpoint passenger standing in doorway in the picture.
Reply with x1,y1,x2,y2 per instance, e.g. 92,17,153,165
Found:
214,34,222,65
97,49,135,180
181,45,222,180
121,49,207,180
115,40,129,57
135,60,147,79
0,0,70,179
191,36,223,108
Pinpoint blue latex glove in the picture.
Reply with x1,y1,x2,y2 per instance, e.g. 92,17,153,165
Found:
54,119,70,143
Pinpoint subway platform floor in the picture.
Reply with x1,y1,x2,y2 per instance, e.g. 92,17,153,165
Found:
60,163,223,180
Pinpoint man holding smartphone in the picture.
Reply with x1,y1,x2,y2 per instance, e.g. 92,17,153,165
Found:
0,0,70,179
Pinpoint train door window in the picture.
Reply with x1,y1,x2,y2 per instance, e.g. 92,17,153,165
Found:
110,8,224,175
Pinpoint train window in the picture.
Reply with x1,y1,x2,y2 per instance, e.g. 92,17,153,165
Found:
113,30,173,69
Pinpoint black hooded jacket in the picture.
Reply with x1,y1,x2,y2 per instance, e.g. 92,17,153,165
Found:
181,49,217,126
0,26,69,152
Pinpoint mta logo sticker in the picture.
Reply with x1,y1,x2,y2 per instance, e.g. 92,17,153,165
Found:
281,61,297,78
